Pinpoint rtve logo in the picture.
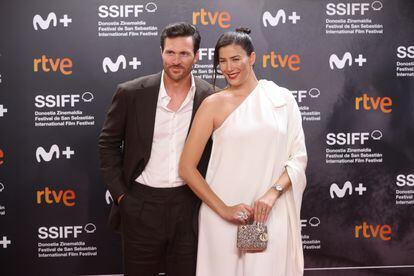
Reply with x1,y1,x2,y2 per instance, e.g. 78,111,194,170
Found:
262,52,301,71
33,55,73,75
355,93,392,113
35,92,94,108
292,88,320,103
36,187,76,207
192,9,231,29
396,174,414,187
38,223,96,239
0,148,4,166
329,52,367,70
330,181,367,199
0,104,8,117
98,3,158,18
33,12,72,30
326,1,383,16
102,55,142,73
262,10,300,27
355,222,392,241
326,130,382,146
397,46,414,59
36,145,75,162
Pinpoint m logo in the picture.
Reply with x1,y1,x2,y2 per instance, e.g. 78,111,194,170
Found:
33,13,72,30
36,145,75,162
330,181,367,199
105,190,113,205
330,181,352,198
33,13,57,30
329,52,367,70
103,55,126,73
262,10,300,27
102,55,141,73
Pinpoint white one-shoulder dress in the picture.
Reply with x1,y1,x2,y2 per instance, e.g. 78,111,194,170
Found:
196,80,307,276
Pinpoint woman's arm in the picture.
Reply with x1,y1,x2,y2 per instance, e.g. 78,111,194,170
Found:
179,97,252,224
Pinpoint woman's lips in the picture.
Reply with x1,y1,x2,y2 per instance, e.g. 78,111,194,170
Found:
227,72,239,80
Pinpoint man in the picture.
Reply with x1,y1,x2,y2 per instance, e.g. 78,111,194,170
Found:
98,22,214,276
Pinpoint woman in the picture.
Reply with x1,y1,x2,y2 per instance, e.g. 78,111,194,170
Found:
179,28,307,276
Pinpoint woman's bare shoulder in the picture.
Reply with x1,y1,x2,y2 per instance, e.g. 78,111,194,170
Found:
202,88,232,107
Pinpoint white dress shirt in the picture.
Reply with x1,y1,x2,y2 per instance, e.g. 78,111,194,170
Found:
135,71,196,188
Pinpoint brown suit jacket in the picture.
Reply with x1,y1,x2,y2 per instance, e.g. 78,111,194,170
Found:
98,72,214,230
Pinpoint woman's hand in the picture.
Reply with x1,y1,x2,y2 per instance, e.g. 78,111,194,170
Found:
220,204,253,225
253,189,280,224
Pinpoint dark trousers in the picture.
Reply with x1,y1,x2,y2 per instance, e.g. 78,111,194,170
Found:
120,183,199,276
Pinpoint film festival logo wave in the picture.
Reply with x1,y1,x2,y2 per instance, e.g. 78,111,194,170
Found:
262,9,300,27
329,52,367,70
33,12,72,30
102,55,142,73
36,145,75,162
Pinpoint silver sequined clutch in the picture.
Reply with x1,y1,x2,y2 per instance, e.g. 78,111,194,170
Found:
236,223,268,251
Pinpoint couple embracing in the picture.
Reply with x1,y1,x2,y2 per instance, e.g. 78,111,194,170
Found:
99,22,307,276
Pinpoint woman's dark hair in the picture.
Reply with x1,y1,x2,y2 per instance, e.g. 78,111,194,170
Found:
160,22,201,54
213,27,254,87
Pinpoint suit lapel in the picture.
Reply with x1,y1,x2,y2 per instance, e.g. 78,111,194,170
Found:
189,78,205,132
135,72,162,157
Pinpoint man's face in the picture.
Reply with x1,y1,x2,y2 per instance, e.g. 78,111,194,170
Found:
161,36,198,82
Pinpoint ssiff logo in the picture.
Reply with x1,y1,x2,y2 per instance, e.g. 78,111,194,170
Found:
103,55,142,73
292,88,320,103
33,13,72,30
262,51,301,71
33,55,73,75
98,3,157,18
35,92,94,108
300,217,321,228
38,223,96,239
262,10,300,27
326,1,383,16
330,181,367,199
329,52,367,70
396,174,414,187
355,222,392,240
36,145,75,162
355,93,392,113
192,9,231,29
397,46,414,59
326,130,382,145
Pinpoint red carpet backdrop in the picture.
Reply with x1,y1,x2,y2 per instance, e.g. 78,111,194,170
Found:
0,0,413,275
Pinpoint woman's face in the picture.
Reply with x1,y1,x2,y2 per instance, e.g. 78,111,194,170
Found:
218,44,255,88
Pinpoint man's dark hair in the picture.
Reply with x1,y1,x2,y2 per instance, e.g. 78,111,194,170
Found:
160,22,201,54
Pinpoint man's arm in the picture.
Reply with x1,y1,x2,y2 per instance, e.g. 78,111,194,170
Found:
98,86,128,204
